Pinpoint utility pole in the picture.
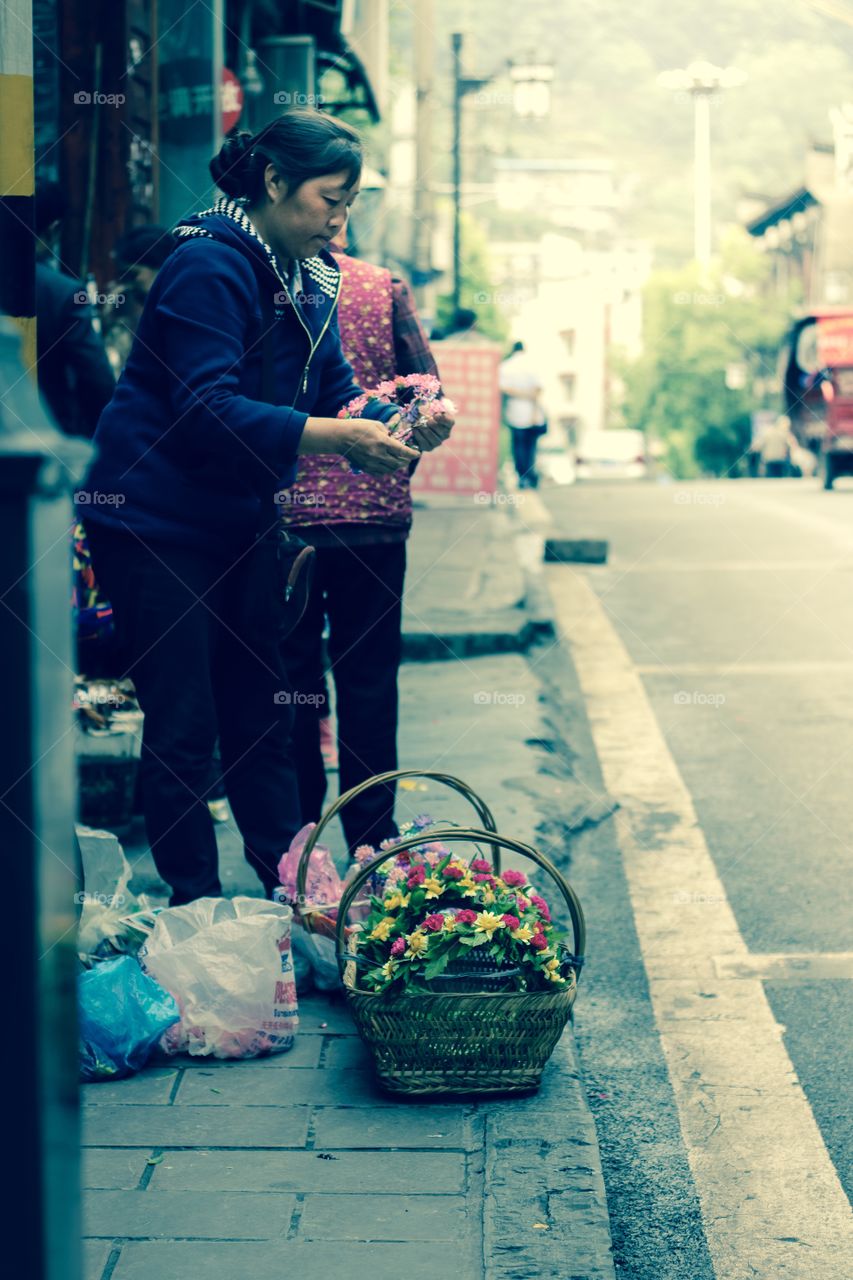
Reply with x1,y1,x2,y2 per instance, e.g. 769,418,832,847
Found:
451,31,464,317
411,0,435,310
657,61,746,269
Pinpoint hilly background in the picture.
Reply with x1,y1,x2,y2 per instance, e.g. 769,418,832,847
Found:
390,0,853,265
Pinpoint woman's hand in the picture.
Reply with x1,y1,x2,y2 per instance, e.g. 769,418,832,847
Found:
299,416,419,475
410,410,454,453
339,419,420,475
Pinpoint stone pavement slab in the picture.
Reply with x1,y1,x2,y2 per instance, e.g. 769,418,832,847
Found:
84,1189,295,1239
109,1240,480,1280
148,1148,468,1194
82,1104,310,1148
298,1192,470,1240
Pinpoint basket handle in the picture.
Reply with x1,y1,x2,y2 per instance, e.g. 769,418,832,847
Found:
334,826,586,979
296,771,500,926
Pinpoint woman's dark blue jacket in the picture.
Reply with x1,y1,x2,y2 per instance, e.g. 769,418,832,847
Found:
81,197,393,555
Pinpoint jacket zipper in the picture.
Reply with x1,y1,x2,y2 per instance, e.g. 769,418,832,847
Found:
277,270,343,400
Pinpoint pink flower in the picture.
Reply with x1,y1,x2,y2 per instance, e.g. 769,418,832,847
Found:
502,869,527,888
531,933,549,951
470,858,492,873
456,909,478,925
530,894,552,923
516,896,530,912
473,873,495,884
422,913,445,932
407,865,426,887
501,914,520,931
442,864,464,880
390,936,406,956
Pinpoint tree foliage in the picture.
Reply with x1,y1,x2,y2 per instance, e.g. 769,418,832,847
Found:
620,231,794,476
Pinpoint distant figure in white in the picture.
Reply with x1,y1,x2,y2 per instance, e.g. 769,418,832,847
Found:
500,340,547,489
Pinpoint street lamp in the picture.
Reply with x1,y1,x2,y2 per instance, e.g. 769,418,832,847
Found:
657,60,746,267
450,33,553,315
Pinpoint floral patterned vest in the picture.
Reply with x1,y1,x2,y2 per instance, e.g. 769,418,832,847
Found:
281,250,413,539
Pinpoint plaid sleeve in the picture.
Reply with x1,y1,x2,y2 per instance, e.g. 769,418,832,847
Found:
391,277,441,382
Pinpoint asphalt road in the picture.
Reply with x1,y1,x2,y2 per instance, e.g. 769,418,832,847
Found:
532,476,853,1280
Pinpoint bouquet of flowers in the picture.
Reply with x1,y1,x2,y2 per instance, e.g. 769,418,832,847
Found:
354,848,571,994
338,373,456,446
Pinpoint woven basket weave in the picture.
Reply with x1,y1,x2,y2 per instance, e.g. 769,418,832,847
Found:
335,825,586,1097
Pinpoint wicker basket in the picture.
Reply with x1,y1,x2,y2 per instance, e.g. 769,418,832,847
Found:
295,770,500,941
335,827,586,1096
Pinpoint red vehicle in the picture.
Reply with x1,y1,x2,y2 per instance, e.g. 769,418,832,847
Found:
782,307,853,489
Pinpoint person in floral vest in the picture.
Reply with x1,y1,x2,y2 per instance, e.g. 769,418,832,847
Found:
280,235,449,852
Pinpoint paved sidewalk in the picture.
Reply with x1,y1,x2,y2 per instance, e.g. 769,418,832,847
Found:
403,498,544,658
85,505,616,1280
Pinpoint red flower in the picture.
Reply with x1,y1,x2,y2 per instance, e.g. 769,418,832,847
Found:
456,909,478,925
473,873,495,885
502,869,527,888
470,858,492,873
531,933,549,951
530,894,552,922
423,913,445,932
501,914,520,930
390,937,406,957
407,865,426,887
442,864,464,880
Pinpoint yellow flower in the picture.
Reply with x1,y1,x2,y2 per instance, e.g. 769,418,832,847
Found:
458,874,478,896
424,876,445,899
546,970,566,983
481,887,496,905
544,957,560,972
405,929,429,958
384,890,410,911
511,924,534,943
369,917,396,942
443,915,458,932
379,959,398,980
473,911,505,936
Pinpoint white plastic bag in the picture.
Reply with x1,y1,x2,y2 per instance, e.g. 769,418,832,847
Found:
139,896,298,1059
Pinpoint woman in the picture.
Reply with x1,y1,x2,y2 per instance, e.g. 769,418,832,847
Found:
280,230,445,853
82,109,437,906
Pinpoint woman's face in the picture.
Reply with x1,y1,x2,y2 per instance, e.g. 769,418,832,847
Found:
257,166,360,262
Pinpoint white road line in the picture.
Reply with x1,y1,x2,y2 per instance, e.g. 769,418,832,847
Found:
634,661,853,676
607,559,844,573
548,564,853,1280
714,953,853,982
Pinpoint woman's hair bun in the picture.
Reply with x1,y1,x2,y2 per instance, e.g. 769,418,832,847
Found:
209,131,255,198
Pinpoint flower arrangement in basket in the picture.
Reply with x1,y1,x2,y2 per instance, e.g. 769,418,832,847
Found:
355,848,573,995
338,374,456,446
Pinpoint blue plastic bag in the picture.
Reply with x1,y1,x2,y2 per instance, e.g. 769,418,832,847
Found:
78,955,180,1082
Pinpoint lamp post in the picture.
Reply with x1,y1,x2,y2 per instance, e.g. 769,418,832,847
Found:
450,33,552,315
658,60,746,267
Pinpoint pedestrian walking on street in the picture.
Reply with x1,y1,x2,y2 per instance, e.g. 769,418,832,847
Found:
82,109,425,906
280,229,450,853
760,412,796,478
500,340,547,488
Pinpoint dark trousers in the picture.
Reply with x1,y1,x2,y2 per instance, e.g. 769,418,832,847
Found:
510,428,540,486
282,539,406,853
86,523,302,905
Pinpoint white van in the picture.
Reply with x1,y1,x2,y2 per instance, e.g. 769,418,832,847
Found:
575,429,647,481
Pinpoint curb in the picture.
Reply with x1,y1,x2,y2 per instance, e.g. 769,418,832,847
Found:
483,1027,616,1280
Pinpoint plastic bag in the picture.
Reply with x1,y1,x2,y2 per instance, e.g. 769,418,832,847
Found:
78,955,180,1082
139,896,298,1059
277,823,343,918
291,926,341,992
